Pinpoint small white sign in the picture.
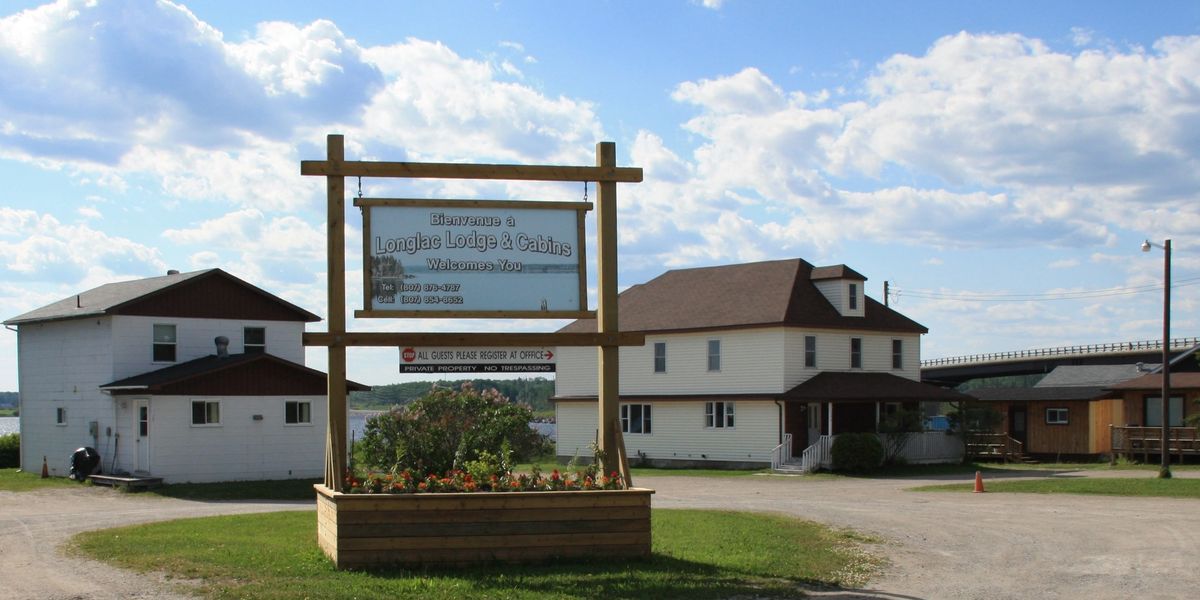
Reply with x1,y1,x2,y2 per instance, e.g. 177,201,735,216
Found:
399,346,557,374
364,201,585,314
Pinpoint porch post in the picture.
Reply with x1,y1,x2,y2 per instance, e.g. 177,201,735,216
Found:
827,402,833,436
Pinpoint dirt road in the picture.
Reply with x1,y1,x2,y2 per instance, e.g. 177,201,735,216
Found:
1,471,1198,599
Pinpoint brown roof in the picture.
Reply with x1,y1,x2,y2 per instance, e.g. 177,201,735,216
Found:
781,372,973,402
968,386,1107,402
5,269,320,325
810,264,867,281
1105,372,1200,391
100,353,369,396
559,258,926,334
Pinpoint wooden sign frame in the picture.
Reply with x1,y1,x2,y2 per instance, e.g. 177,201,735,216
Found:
301,135,643,491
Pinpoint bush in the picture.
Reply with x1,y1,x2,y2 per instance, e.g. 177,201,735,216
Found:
358,383,548,475
0,433,18,468
830,433,883,473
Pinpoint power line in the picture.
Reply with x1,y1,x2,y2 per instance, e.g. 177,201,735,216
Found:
892,276,1200,303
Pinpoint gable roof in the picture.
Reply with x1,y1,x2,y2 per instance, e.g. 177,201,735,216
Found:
1105,372,1200,391
968,386,1107,402
1034,364,1153,388
558,258,926,334
100,353,369,396
4,269,320,325
780,371,973,402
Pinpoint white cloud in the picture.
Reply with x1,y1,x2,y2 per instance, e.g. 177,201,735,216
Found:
1048,258,1080,269
0,207,164,281
162,208,326,287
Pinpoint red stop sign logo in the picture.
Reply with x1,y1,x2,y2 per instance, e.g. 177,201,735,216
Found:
402,347,416,362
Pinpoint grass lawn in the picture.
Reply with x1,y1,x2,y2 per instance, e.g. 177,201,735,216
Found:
0,468,83,491
0,408,17,417
912,477,1200,498
73,509,880,599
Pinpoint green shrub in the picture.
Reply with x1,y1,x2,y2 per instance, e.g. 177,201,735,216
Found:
0,433,19,468
358,382,549,475
830,433,883,473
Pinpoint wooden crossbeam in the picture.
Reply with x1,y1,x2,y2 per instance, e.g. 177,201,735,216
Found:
302,160,642,183
303,331,644,347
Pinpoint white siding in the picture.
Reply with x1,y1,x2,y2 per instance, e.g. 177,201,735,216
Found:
16,318,115,475
146,395,327,483
813,279,864,317
555,329,788,397
556,399,780,464
111,315,305,379
782,329,920,381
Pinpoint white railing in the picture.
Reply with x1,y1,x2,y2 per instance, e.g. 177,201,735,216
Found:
770,433,793,471
921,336,1200,368
897,432,965,464
800,435,833,472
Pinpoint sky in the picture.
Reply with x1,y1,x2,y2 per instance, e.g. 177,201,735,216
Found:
1,0,1199,390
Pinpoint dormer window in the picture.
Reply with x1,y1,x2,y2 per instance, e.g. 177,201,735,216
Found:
849,283,858,310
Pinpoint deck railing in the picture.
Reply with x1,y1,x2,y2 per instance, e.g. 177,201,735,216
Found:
799,435,833,472
1110,426,1200,462
965,433,1024,461
770,433,793,471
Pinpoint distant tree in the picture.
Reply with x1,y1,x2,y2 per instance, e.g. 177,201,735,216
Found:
358,382,548,475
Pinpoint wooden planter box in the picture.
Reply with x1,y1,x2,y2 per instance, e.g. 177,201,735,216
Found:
315,484,654,569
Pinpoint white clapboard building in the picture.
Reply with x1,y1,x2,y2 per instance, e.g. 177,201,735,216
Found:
5,269,366,483
553,258,969,471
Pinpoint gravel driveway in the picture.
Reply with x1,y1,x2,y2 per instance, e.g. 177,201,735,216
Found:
2,471,1198,599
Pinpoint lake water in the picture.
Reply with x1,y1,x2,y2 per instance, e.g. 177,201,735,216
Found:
0,414,555,441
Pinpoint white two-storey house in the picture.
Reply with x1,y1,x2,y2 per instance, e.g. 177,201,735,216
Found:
553,258,969,470
5,269,366,483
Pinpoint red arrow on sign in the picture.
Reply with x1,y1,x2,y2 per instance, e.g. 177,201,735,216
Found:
545,350,554,360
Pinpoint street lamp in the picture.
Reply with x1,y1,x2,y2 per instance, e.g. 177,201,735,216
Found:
1141,238,1172,479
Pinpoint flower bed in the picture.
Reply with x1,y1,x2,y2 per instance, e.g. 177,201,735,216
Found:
315,481,654,569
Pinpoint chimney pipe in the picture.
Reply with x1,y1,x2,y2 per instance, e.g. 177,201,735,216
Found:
215,336,230,358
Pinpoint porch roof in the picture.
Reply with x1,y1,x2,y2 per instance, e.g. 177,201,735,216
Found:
1105,372,1200,392
99,353,370,396
780,371,974,403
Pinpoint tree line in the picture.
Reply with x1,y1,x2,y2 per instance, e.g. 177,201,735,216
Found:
350,377,555,415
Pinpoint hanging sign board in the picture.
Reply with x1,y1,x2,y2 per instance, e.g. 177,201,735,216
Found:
399,346,556,373
356,199,591,318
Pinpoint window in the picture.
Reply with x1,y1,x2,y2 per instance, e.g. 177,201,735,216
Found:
153,324,177,362
56,407,67,426
1046,408,1069,425
705,401,735,428
244,327,266,354
892,339,903,370
191,400,220,426
285,400,312,424
620,404,652,434
1145,396,1184,427
707,339,721,372
653,342,666,373
804,335,817,368
850,337,862,368
849,283,858,310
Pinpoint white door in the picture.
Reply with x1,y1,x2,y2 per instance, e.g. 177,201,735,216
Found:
136,400,150,473
807,403,822,445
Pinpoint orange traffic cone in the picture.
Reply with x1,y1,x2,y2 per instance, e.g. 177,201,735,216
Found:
973,470,985,493
41,456,49,479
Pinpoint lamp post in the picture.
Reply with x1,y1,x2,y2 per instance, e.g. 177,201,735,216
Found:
1141,238,1172,479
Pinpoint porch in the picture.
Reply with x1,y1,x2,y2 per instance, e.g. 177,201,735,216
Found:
1110,426,1200,463
773,431,964,473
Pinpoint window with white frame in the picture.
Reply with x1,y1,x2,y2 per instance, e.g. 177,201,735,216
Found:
804,335,817,368
653,342,666,373
849,283,858,310
1045,408,1069,425
191,400,220,426
850,337,862,368
892,339,903,370
707,339,721,372
56,407,67,426
153,324,177,362
705,401,735,428
285,400,312,424
244,327,266,354
620,404,652,434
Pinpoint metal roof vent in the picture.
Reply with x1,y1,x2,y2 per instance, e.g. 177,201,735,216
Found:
215,336,230,358
167,269,180,275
